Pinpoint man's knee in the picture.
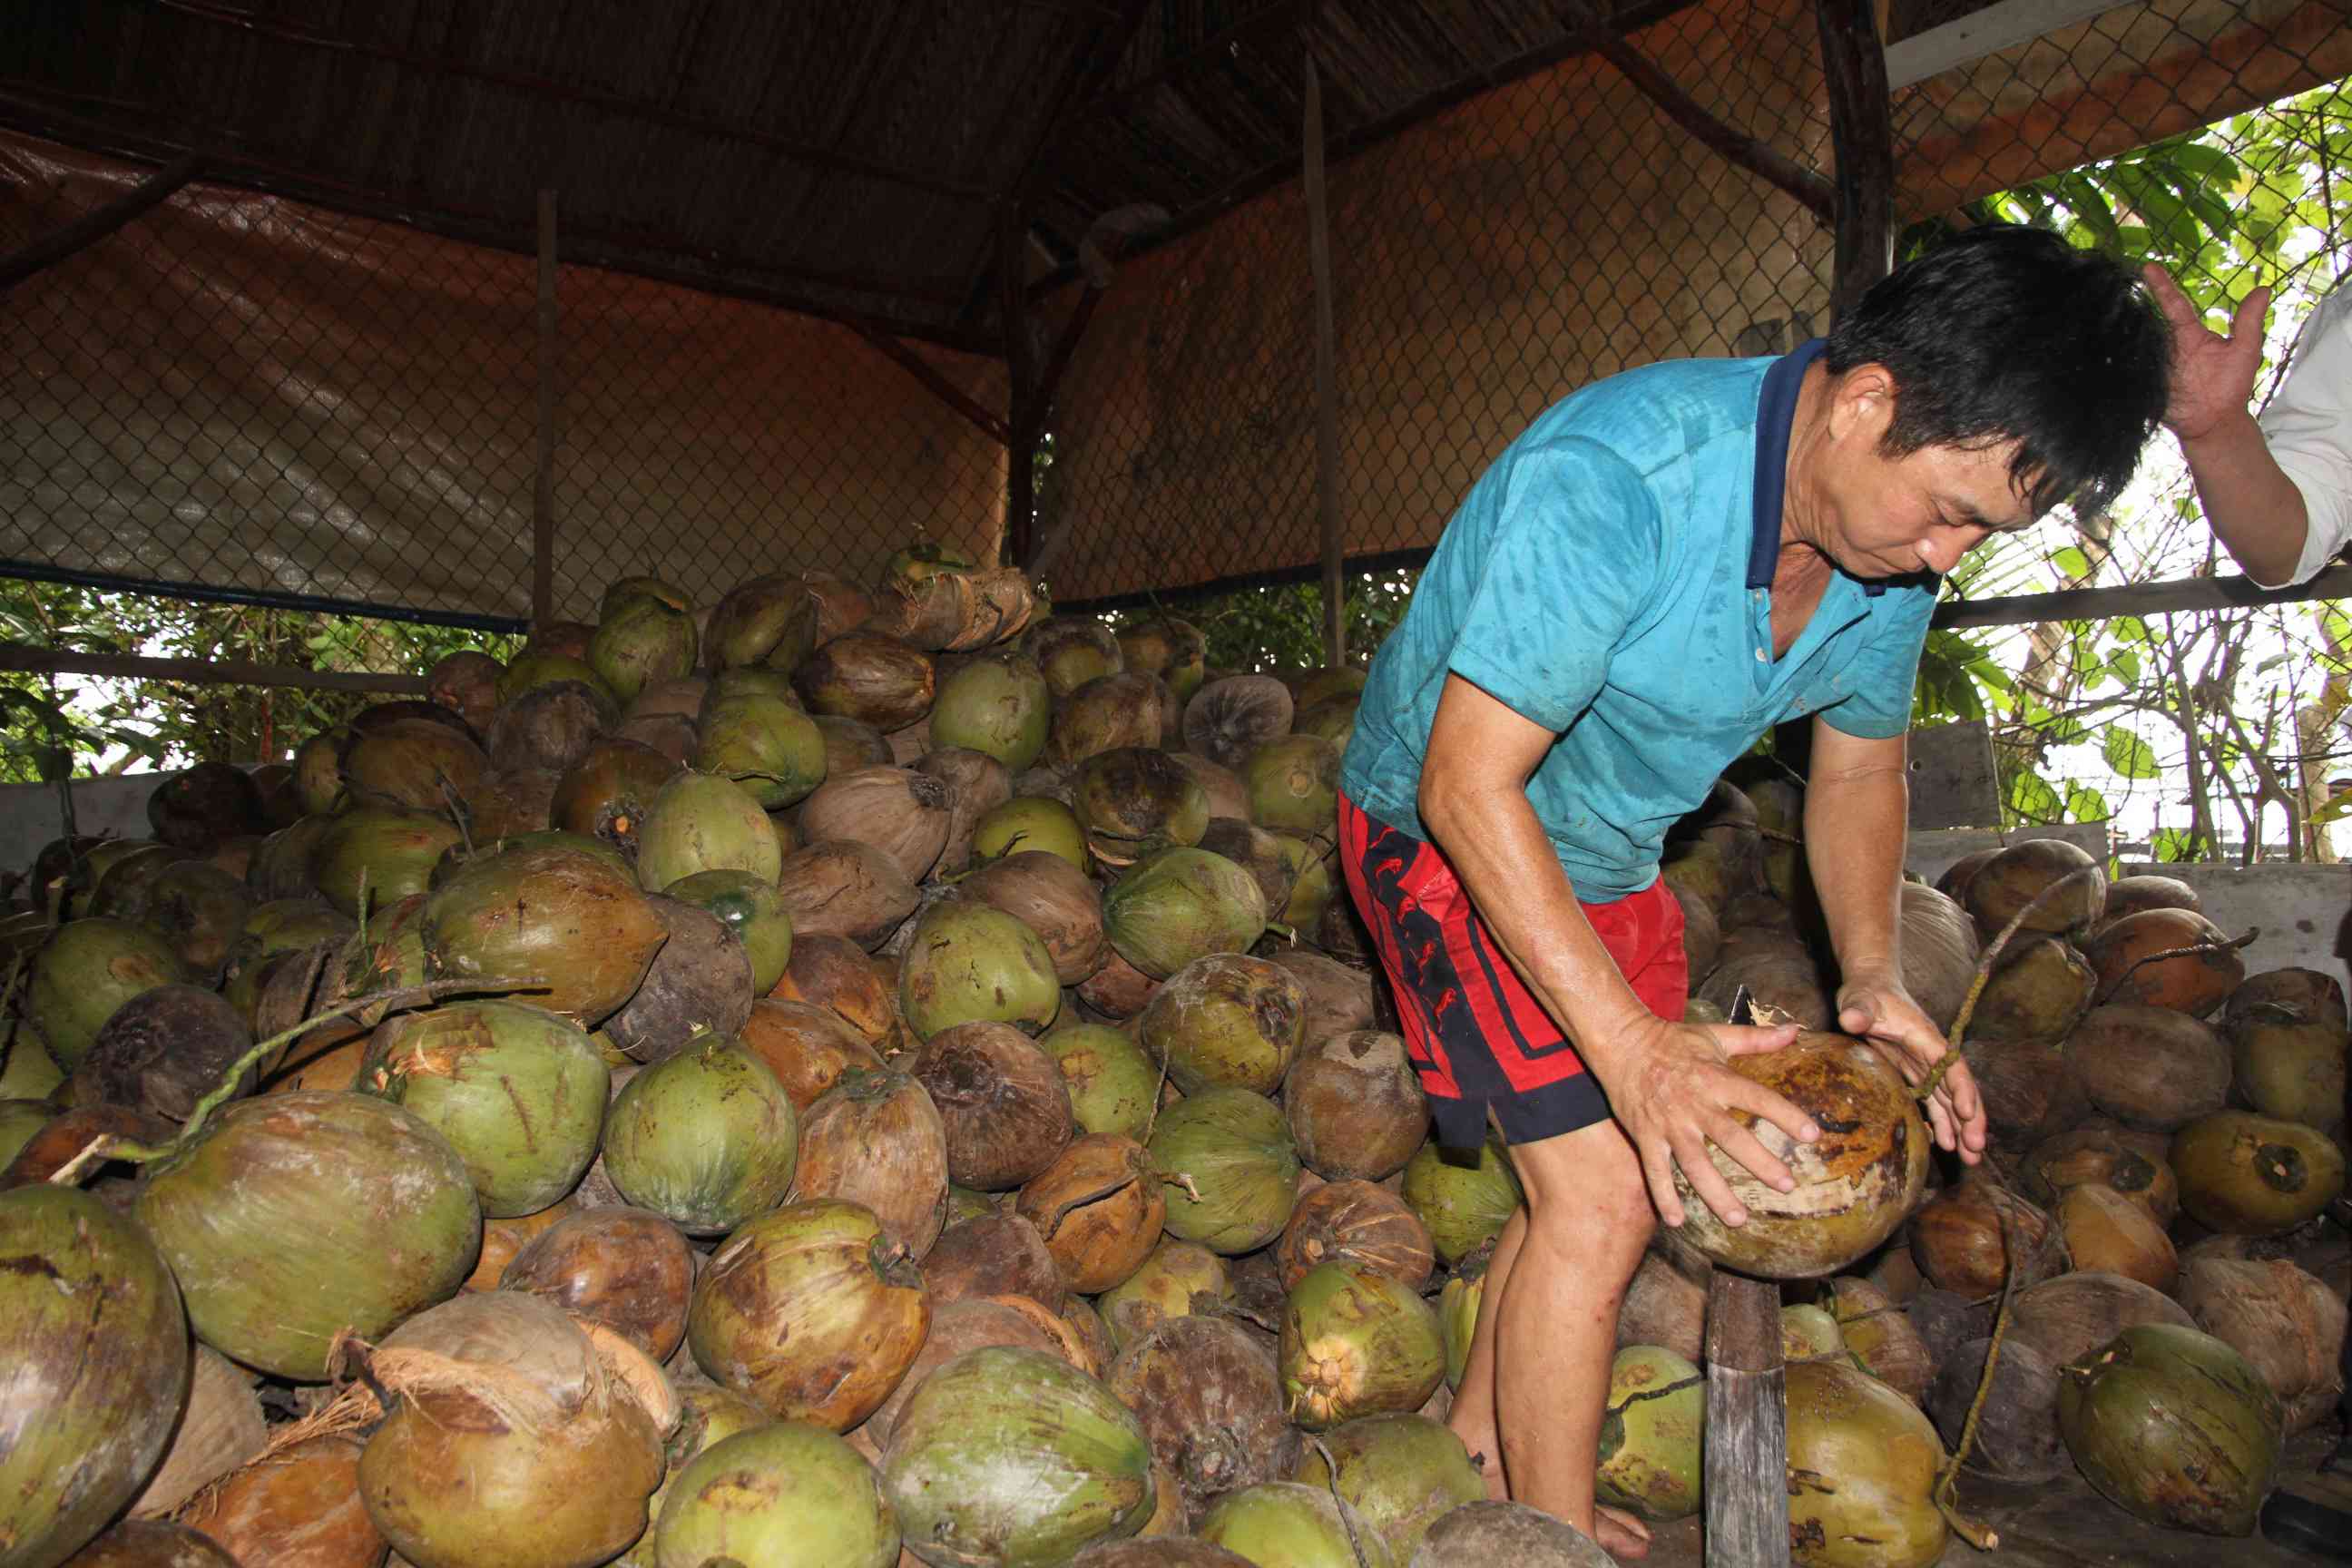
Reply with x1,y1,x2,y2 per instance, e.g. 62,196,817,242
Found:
1517,1127,1654,1259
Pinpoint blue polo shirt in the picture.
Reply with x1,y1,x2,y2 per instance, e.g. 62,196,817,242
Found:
1339,341,1937,903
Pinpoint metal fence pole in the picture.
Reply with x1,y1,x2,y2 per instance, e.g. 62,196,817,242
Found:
1304,47,1344,669
534,188,559,630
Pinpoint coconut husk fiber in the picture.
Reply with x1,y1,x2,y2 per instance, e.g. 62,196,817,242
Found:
2177,1256,2349,1431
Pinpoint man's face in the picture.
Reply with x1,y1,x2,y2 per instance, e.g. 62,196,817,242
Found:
1808,369,2042,580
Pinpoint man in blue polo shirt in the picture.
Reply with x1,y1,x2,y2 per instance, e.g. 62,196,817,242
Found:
1337,225,2171,1557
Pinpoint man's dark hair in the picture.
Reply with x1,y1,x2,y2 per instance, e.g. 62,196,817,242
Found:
1824,223,2171,519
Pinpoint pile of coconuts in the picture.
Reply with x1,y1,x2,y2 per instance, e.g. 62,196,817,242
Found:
0,554,2342,1568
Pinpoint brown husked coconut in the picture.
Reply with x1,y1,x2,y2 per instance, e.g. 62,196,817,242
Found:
919,1211,1065,1307
483,682,617,777
1969,1036,2091,1160
182,1432,384,1568
913,1021,1075,1190
462,1198,574,1291
2002,1270,2196,1371
1906,1287,1993,1376
917,747,1014,876
733,997,885,1112
1194,818,1294,915
1898,882,1981,1033
1961,838,2105,937
1264,949,1376,1043
468,767,563,838
340,716,493,815
600,895,755,1063
2226,966,2347,1031
1695,927,1830,1030
2071,1113,2175,1168
2176,1256,2349,1432
814,713,893,776
801,569,876,643
797,767,955,885
1826,1276,1934,1404
1079,948,1162,1020
68,1519,243,1565
1109,1315,1302,1525
1050,672,1164,767
1927,1336,2068,1483
1183,677,1294,771
1907,1176,2059,1297
792,1068,951,1259
768,935,903,1048
613,710,697,768
1672,885,1721,986
2099,873,2201,925
499,1206,697,1363
2083,907,2244,1015
2019,1125,2180,1225
427,652,505,732
859,1294,1083,1446
1965,936,2096,1044
548,738,680,858
2067,1004,2230,1130
1617,1249,1710,1366
2054,1181,2178,1292
1284,1032,1428,1183
962,851,1111,985
1170,753,1250,821
773,839,922,951
1275,1181,1434,1292
125,1345,264,1519
625,676,708,726
77,985,255,1123
1015,1132,1166,1293
865,565,1040,652
794,631,936,730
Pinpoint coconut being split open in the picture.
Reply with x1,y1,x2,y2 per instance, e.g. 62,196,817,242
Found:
1670,1030,1930,1279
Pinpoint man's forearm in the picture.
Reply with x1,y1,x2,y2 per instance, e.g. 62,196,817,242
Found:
1802,749,1909,981
2180,409,2311,588
1417,769,1656,1084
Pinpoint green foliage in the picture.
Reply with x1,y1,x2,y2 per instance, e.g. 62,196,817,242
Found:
1112,568,1419,675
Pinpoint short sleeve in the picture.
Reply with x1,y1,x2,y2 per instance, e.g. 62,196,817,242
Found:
1443,438,1663,735
1816,584,1936,740
2258,288,2352,588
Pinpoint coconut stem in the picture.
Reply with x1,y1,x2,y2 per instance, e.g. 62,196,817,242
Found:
1921,866,2106,1103
2091,926,2259,1009
1932,1188,2020,1552
45,972,549,1180
1305,1433,1377,1568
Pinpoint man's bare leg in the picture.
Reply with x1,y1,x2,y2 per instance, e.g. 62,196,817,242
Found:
1459,1117,1655,1557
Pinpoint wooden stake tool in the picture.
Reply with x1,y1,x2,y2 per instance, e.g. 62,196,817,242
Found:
1705,985,1792,1566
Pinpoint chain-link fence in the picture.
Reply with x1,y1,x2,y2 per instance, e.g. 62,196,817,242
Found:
0,132,1008,632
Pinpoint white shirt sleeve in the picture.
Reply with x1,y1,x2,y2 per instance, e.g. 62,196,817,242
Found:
2255,285,2352,588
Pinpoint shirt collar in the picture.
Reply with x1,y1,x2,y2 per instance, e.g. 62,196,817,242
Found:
1748,338,1886,599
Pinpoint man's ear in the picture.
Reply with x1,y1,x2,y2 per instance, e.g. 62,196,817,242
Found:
1827,363,1899,449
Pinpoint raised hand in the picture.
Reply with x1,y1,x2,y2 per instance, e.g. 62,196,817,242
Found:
2143,262,2272,443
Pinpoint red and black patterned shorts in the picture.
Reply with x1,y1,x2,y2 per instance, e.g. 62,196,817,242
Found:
1338,790,1687,1151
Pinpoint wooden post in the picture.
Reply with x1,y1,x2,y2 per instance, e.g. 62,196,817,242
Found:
999,205,1041,570
533,189,559,631
1705,1271,1791,1567
0,154,204,294
1303,47,1345,669
1816,0,1897,326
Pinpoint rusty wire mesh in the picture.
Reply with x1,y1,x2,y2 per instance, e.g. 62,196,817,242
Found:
0,133,1008,632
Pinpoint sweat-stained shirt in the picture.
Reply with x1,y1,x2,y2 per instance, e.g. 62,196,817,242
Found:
1338,339,1938,904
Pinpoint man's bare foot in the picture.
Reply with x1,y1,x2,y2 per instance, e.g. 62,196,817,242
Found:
1594,1504,1653,1561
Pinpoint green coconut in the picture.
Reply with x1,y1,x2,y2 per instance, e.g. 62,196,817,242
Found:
1401,1138,1524,1267
422,843,671,1025
1438,1263,1482,1391
1138,953,1307,1097
652,1421,898,1568
1075,749,1210,867
1146,1086,1300,1253
897,898,1062,1040
706,574,821,674
1198,1483,1394,1568
603,1034,799,1235
2058,1322,2282,1536
0,1024,65,1102
0,1184,190,1568
2228,1014,2347,1135
1102,848,1268,981
1594,1347,1705,1522
1242,734,1341,836
1784,1359,1947,1568
662,867,795,995
1039,1023,1162,1141
688,1199,930,1430
293,727,353,815
363,999,610,1217
24,916,191,1071
1293,695,1359,750
635,770,784,889
2169,1109,2346,1235
931,652,1053,772
1271,833,1338,929
134,1090,480,1379
315,808,466,919
887,540,978,589
612,1385,773,1568
1289,1413,1485,1561
1280,1263,1446,1430
1025,617,1126,699
498,650,618,710
973,796,1089,870
603,575,691,616
697,692,828,810
1098,1239,1235,1351
0,1098,48,1169
882,1346,1156,1567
